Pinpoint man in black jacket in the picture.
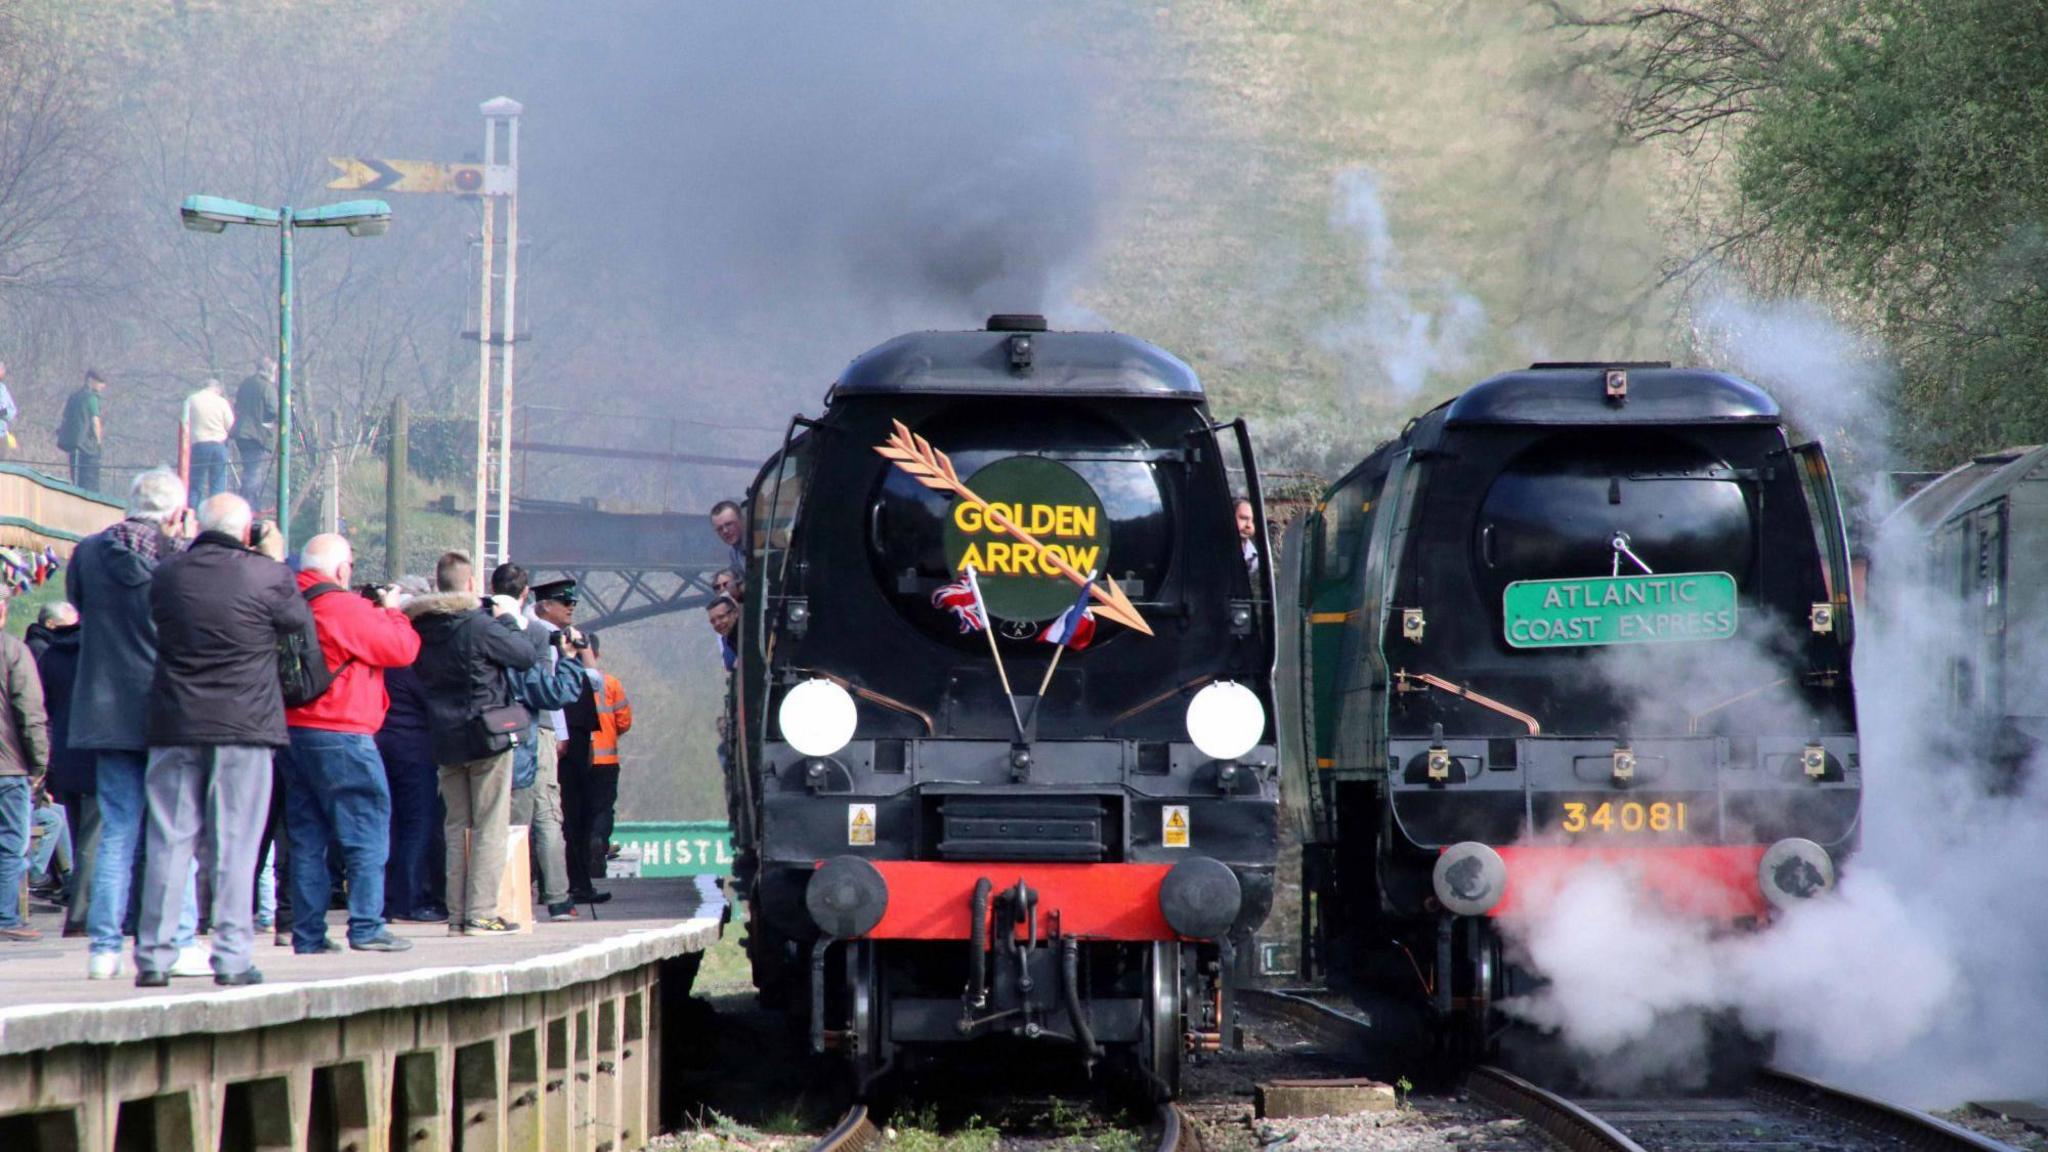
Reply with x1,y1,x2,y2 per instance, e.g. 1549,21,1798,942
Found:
32,602,90,937
405,551,542,934
232,357,278,508
135,493,307,987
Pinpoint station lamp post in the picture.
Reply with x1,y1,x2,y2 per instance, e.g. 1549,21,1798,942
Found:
179,195,391,544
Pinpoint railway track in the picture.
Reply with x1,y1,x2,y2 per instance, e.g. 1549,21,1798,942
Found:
1468,1063,2025,1152
1243,985,2022,1152
807,1101,1201,1152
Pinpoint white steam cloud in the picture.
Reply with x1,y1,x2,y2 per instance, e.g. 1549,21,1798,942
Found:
1495,292,2048,1107
1693,292,1894,479
1320,167,1485,399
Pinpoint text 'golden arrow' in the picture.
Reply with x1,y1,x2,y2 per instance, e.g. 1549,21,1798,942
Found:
875,420,1153,636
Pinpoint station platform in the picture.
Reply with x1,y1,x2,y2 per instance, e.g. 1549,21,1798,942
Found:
1,876,724,1152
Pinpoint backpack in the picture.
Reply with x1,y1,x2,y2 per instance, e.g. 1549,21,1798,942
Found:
279,583,355,707
55,390,87,452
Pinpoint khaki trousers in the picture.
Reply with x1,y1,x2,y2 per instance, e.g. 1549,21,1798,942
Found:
439,750,512,923
510,732,569,905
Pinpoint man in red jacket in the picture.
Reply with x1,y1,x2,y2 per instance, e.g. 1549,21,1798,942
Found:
280,534,423,954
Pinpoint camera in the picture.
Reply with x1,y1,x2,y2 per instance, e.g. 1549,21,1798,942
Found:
355,583,396,603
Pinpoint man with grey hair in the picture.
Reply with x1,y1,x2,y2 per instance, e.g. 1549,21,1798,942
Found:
279,533,419,953
135,493,307,987
67,469,207,980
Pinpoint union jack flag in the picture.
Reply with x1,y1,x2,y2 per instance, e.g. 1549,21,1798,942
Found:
932,572,987,633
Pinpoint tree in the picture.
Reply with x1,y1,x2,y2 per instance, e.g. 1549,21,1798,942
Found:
1737,0,2048,461
0,10,115,412
1549,0,2048,465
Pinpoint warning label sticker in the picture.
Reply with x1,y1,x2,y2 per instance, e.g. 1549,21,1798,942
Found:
1163,805,1190,849
848,803,876,846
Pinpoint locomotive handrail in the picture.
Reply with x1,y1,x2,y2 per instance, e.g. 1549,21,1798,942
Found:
1393,670,1542,735
792,666,936,736
1110,674,1217,729
1685,677,1790,734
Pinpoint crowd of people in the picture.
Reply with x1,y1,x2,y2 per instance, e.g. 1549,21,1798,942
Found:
0,468,643,987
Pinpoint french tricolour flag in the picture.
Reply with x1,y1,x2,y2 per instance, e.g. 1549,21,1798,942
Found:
1041,574,1097,650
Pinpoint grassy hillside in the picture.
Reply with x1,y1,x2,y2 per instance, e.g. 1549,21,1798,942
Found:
1065,0,1681,471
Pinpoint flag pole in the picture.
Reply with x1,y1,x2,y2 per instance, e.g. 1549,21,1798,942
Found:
967,566,1027,740
1030,570,1094,726
1034,644,1067,700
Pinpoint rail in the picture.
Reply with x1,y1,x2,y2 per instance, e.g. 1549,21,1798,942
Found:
812,1105,882,1152
1757,1067,2022,1152
807,1102,1198,1152
1466,1065,1647,1152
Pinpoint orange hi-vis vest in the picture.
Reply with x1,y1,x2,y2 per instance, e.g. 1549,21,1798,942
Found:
593,673,632,766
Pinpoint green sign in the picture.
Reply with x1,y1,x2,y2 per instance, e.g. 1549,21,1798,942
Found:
942,455,1109,622
1503,572,1738,649
611,821,733,877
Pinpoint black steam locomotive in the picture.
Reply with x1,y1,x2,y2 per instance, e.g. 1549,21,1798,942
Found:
1281,364,1862,1054
731,317,1280,1096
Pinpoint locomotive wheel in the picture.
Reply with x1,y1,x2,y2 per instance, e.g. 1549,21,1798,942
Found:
1454,918,1505,1060
1140,941,1185,1100
846,939,889,1091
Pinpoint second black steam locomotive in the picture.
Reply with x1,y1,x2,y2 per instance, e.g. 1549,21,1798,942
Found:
730,317,1280,1096
1282,363,1864,1055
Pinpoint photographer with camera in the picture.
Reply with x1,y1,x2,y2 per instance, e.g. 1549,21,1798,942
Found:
406,552,542,935
278,535,421,955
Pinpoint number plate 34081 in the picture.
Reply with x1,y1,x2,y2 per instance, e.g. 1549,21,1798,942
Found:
1555,799,1690,836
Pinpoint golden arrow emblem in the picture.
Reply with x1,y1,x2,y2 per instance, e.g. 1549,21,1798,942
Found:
876,420,1154,636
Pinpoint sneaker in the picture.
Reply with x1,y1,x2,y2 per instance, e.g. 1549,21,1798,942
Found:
1,925,42,942
463,917,517,934
87,951,122,980
390,908,449,924
295,938,344,955
351,931,414,953
171,944,213,977
214,968,264,987
569,889,613,906
274,931,292,947
547,903,577,921
134,970,170,988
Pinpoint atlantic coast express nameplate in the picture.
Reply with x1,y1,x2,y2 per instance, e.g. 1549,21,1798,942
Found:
942,455,1109,622
1502,571,1738,649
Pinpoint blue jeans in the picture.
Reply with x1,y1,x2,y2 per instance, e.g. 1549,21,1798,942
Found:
189,440,231,504
0,778,28,928
30,802,71,881
377,730,442,918
89,751,196,956
281,730,392,947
